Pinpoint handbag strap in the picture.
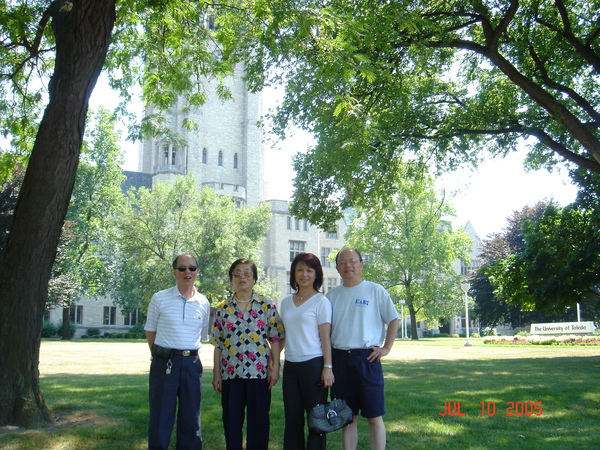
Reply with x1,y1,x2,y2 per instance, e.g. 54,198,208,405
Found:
327,384,338,401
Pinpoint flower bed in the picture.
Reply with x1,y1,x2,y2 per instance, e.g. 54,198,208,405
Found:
483,334,600,346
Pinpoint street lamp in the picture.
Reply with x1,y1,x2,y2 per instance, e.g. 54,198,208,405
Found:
399,300,406,340
461,283,472,347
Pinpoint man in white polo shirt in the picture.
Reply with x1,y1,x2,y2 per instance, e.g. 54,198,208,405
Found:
145,253,211,449
327,248,399,450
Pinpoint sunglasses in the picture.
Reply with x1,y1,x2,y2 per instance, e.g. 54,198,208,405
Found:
177,266,198,272
233,270,253,278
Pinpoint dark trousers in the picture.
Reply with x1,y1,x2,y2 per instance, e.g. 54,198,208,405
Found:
149,354,203,450
282,357,327,450
221,378,271,450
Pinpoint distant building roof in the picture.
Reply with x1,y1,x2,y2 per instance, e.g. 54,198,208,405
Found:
121,171,152,194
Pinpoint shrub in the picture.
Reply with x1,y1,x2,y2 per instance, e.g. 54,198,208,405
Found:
470,333,480,338
515,330,531,337
451,334,459,338
437,333,451,338
129,322,146,335
42,320,58,338
87,327,101,337
56,321,76,339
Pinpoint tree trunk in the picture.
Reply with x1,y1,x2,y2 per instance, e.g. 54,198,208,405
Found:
62,307,72,340
408,304,419,340
0,0,115,427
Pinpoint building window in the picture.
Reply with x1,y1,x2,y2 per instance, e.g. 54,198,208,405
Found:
325,228,338,239
202,148,207,164
321,248,332,267
303,220,308,231
69,305,83,324
326,277,338,293
295,219,300,231
103,306,117,326
234,153,238,169
287,217,292,230
289,241,305,262
124,309,139,326
163,144,177,166
205,13,216,30
218,151,223,166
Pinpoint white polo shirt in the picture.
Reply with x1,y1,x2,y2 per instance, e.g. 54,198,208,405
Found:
144,286,210,350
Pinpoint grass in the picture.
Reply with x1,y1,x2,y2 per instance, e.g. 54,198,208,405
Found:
0,338,599,449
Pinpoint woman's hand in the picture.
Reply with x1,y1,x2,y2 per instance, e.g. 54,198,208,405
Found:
321,367,334,387
267,361,280,389
212,369,223,394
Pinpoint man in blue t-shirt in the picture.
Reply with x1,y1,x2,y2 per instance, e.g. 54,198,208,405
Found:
326,248,399,450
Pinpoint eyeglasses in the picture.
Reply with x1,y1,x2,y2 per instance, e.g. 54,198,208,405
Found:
337,258,360,266
177,266,198,272
233,270,253,278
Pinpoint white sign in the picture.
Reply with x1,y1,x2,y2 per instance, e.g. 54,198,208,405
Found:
530,322,596,335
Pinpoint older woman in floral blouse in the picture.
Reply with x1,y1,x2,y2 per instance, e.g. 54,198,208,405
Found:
211,258,285,450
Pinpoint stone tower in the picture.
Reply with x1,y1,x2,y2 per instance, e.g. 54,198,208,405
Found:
138,64,264,207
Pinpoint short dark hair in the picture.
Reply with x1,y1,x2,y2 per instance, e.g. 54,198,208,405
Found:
335,248,363,265
290,253,324,292
172,253,198,269
229,258,258,282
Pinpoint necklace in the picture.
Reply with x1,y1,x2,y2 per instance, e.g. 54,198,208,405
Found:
235,294,252,303
295,291,316,302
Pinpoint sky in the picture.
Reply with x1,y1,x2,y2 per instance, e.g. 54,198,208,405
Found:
262,134,578,239
90,79,579,241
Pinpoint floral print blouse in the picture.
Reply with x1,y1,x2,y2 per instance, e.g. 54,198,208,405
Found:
211,293,285,380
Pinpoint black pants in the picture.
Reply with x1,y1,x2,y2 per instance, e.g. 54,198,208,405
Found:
282,356,327,450
221,378,271,450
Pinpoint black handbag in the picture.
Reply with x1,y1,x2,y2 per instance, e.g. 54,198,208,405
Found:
307,387,354,434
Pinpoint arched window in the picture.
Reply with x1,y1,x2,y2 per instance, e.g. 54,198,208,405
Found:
218,151,223,166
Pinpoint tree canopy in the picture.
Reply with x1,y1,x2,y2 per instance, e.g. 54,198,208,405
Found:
222,0,600,227
487,204,600,314
111,174,273,312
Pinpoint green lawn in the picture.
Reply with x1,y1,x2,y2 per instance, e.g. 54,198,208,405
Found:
0,339,598,449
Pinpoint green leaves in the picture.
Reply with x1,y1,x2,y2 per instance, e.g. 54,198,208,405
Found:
344,173,471,327
490,204,600,313
112,174,271,309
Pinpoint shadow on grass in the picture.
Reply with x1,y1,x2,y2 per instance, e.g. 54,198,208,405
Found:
1,356,599,449
382,355,600,450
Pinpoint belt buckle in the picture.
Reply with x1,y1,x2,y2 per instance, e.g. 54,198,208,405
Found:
182,350,191,356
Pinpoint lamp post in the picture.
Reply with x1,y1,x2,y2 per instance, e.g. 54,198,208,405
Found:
399,300,406,340
461,283,472,347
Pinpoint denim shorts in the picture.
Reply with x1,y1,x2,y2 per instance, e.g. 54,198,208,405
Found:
332,348,386,419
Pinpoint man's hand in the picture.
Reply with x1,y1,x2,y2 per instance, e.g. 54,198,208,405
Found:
367,346,390,362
